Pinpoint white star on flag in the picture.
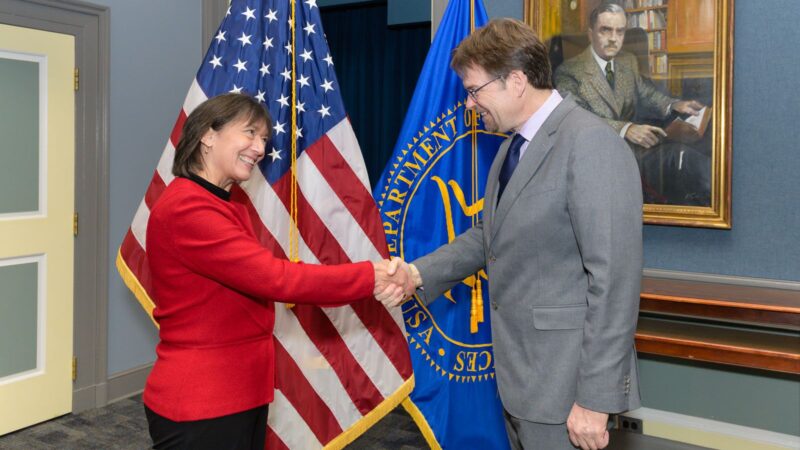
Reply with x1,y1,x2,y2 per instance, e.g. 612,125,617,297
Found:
214,31,226,43
297,74,310,87
280,68,291,81
264,9,278,22
209,55,222,69
296,101,306,113
268,147,282,161
318,104,331,118
255,90,266,102
273,121,286,135
305,0,318,9
303,22,316,35
276,93,290,108
263,36,273,49
259,63,270,76
300,49,313,62
237,32,252,46
233,59,247,72
284,42,292,54
323,53,334,66
241,6,256,20
320,79,334,92
229,84,242,93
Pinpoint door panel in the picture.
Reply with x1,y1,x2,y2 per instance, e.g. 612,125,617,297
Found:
0,24,75,435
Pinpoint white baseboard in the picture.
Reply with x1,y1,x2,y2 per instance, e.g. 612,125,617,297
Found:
624,407,800,450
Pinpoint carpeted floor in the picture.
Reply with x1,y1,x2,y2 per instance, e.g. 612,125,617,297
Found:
0,394,426,450
0,395,708,449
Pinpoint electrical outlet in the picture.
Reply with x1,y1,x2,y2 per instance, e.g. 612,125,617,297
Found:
617,415,643,434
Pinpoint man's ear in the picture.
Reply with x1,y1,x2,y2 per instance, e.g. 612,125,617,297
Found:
508,70,528,96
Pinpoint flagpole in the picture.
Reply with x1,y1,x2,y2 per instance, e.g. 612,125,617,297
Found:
290,0,299,263
468,0,484,333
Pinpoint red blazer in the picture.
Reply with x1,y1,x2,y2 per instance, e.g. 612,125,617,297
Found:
144,177,374,421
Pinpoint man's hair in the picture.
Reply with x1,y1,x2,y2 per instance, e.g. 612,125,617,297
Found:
450,18,553,90
589,1,627,29
172,93,271,178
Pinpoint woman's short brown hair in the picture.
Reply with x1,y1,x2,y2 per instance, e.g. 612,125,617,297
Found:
450,18,553,90
172,93,272,178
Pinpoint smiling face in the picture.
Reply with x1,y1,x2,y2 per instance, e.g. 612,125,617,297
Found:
589,11,627,61
462,65,514,133
199,116,268,190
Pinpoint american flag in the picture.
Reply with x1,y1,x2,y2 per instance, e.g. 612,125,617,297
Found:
116,0,413,448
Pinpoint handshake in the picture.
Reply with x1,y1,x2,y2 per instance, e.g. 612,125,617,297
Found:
372,258,421,308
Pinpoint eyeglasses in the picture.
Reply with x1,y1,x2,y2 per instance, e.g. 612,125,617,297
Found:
466,76,502,101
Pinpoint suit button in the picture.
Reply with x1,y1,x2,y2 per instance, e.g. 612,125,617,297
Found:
491,302,498,310
489,256,497,263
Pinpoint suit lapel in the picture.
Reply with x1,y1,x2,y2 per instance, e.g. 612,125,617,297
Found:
579,49,622,117
489,97,577,245
614,55,635,112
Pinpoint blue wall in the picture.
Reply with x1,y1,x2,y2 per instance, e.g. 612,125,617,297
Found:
100,0,200,374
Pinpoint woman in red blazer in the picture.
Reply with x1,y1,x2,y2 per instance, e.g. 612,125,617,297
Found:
144,93,407,450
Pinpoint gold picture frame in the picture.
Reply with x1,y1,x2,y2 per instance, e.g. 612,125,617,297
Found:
525,0,733,228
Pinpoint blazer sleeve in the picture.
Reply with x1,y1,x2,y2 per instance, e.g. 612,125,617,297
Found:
160,197,375,306
411,223,486,305
566,123,643,413
625,53,674,118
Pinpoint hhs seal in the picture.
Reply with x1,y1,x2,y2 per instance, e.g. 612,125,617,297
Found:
377,100,505,384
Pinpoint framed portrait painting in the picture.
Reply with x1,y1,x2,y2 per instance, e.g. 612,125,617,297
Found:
524,0,733,228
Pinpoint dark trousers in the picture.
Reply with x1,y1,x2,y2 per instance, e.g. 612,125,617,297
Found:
144,404,268,450
503,409,574,450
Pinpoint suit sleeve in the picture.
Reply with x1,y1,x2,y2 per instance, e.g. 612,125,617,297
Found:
554,66,629,134
161,198,375,306
625,53,674,118
567,123,643,413
411,223,486,305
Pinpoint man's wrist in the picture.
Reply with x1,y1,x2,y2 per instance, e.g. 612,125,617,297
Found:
620,122,632,139
408,263,423,288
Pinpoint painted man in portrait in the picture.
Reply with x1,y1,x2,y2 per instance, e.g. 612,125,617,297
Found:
554,1,711,205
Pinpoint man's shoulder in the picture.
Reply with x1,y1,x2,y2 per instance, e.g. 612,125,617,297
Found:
614,51,639,68
560,97,608,128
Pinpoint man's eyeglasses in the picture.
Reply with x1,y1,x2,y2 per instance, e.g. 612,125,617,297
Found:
466,76,502,101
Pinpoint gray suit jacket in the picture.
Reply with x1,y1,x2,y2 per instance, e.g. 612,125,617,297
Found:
413,96,643,424
554,48,674,134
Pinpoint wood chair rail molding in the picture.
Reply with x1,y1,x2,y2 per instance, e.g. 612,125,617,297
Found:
634,277,800,375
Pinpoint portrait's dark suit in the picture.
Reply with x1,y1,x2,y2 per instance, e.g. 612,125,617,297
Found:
554,49,710,205
413,96,643,426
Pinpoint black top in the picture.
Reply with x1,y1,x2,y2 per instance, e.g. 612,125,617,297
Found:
187,173,231,201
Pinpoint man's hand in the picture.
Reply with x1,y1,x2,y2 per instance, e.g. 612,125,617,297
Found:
672,99,704,116
566,403,609,450
372,259,411,307
624,124,666,148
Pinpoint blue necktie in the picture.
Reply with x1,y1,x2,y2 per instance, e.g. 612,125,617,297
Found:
497,133,527,200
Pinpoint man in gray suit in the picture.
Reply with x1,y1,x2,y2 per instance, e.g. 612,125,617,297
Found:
554,2,710,205
394,18,643,450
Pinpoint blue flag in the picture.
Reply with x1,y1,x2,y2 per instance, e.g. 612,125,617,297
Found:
373,0,510,448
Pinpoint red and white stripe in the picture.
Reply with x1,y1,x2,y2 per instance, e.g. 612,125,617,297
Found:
119,81,412,449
